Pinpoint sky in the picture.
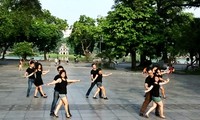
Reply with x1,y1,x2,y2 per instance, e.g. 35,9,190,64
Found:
40,0,115,26
40,0,200,26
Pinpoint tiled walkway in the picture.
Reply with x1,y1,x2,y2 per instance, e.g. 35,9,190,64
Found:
0,61,200,120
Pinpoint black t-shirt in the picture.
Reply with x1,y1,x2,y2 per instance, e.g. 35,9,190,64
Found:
54,74,61,91
26,67,35,79
145,76,154,87
151,82,160,97
96,74,103,83
91,69,99,79
58,79,68,94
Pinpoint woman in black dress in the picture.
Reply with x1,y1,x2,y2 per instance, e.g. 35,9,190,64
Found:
34,63,49,98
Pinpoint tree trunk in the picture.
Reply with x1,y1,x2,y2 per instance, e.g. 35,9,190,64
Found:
130,50,136,70
1,45,9,60
162,50,168,63
139,53,146,67
44,51,47,60
197,51,200,67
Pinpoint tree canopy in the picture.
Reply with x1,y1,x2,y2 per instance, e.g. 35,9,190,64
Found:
0,0,68,60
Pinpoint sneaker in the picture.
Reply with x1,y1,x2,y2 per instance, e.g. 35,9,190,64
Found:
144,114,149,118
139,113,144,116
65,113,72,117
50,113,54,116
93,96,98,99
53,113,59,118
42,95,48,98
104,97,108,100
99,96,104,99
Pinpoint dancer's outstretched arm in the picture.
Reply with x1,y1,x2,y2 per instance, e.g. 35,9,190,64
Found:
42,69,50,75
102,73,112,77
159,78,170,85
144,85,153,93
24,71,35,78
47,78,62,85
68,79,80,83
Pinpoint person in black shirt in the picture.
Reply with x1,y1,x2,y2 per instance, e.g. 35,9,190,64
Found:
139,67,160,116
33,63,49,98
154,67,170,99
86,63,102,98
93,68,112,100
47,70,80,118
144,75,170,119
50,66,64,116
24,61,35,97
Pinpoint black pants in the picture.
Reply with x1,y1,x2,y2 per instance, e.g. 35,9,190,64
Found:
86,82,102,97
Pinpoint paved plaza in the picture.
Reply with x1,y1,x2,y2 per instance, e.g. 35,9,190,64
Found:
0,60,200,120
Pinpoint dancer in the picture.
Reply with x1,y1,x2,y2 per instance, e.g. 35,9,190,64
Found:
142,67,148,77
33,63,49,98
154,67,170,99
168,64,175,74
93,68,112,100
139,67,160,117
18,59,23,71
144,76,170,119
47,70,80,118
24,61,35,97
50,66,65,116
86,63,102,98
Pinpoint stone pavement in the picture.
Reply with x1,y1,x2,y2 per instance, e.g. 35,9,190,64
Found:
0,61,200,120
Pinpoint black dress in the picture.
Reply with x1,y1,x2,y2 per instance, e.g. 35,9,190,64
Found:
34,70,43,86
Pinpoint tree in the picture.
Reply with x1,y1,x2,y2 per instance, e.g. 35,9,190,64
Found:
102,1,160,69
176,17,200,68
0,0,42,59
69,15,97,60
103,0,200,69
12,42,35,60
30,10,68,60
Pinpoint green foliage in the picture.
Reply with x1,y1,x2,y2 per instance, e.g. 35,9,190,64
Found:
101,0,200,69
12,42,35,59
0,0,42,59
0,1,68,60
68,15,97,56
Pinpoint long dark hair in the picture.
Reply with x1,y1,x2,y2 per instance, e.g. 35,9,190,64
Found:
35,62,43,71
59,70,68,79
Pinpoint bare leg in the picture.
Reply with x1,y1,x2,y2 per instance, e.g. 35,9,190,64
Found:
34,86,38,96
61,97,70,117
54,100,63,116
100,86,107,98
160,86,166,98
38,86,46,97
157,101,165,118
93,88,100,97
145,102,157,117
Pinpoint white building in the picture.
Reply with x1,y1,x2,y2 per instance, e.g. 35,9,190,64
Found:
59,43,69,55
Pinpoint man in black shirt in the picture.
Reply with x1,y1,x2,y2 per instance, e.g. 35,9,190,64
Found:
49,66,72,117
24,61,35,97
86,63,102,98
139,67,160,117
50,66,63,116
